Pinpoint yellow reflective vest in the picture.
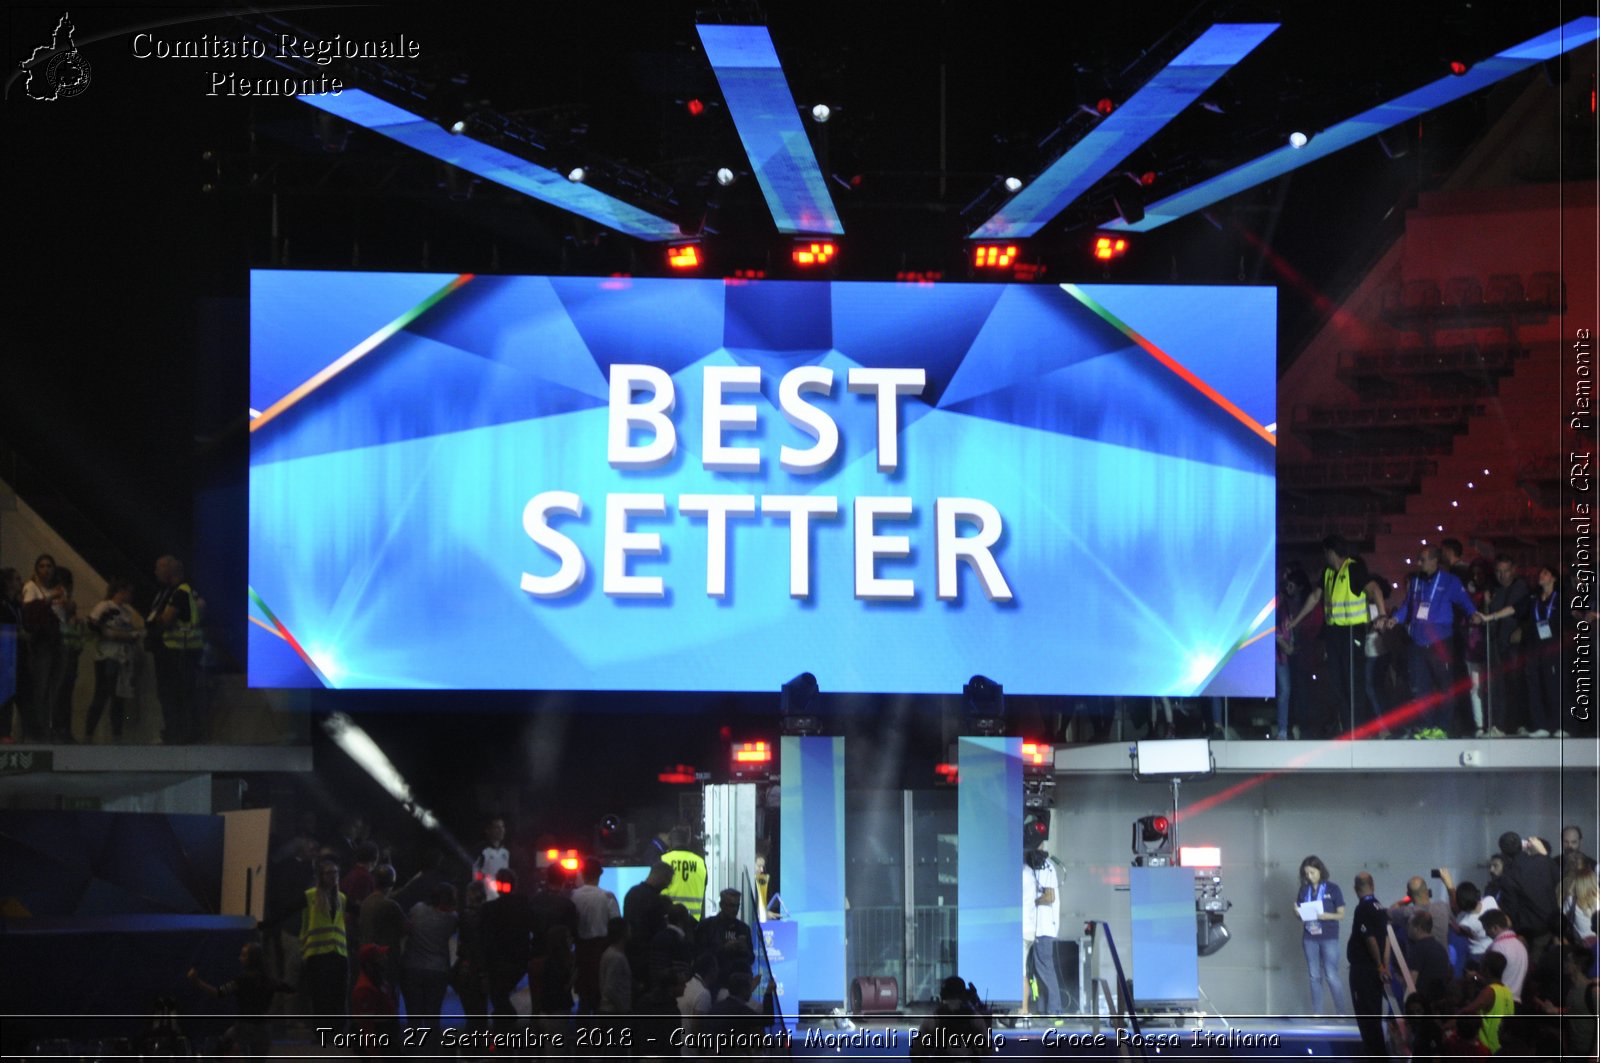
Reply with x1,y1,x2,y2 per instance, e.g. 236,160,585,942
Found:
301,887,349,959
1323,560,1367,627
660,849,708,920
161,581,204,652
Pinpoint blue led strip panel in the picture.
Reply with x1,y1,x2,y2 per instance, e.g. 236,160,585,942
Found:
1106,16,1600,232
971,23,1278,240
298,89,684,241
697,24,845,235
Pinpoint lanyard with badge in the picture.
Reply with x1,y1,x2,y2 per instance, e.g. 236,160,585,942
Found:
1304,882,1326,935
1534,593,1556,640
1414,573,1440,623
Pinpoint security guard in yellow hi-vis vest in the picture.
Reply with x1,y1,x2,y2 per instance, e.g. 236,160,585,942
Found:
300,859,350,1019
1288,535,1372,736
148,555,204,745
659,827,708,920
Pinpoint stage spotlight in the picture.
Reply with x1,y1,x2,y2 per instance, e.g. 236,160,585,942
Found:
323,713,441,832
1288,131,1309,149
791,240,837,267
1132,813,1173,866
1095,97,1115,116
667,243,702,270
972,244,1019,269
567,166,587,183
597,812,634,857
1448,59,1471,76
811,103,832,123
1093,234,1128,261
962,674,1006,736
686,97,707,117
781,671,823,735
1023,809,1051,850
448,118,468,135
1003,176,1023,193
716,167,737,187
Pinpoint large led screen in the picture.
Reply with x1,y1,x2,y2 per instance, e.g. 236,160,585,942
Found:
249,272,1276,695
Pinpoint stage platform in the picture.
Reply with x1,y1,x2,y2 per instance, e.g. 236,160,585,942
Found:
1055,735,1589,774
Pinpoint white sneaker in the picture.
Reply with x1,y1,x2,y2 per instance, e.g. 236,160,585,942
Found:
1474,729,1487,738
1527,728,1550,738
1486,726,1505,737
1516,727,1529,736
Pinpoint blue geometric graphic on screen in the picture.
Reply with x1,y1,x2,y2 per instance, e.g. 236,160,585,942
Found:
250,273,1274,695
971,23,1278,239
697,24,844,236
298,90,684,240
248,622,320,689
829,284,1004,406
938,285,1135,408
1106,17,1600,231
725,280,834,351
547,277,727,377
250,329,607,468
250,270,447,414
1202,633,1273,698
1075,285,1276,427
940,345,1271,475
401,276,612,402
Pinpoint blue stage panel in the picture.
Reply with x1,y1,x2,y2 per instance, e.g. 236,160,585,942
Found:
780,736,846,1006
697,24,844,235
298,90,683,241
957,737,1023,1005
971,23,1278,239
1106,16,1600,231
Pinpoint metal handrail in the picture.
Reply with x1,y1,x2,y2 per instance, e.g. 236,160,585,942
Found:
1085,920,1143,1054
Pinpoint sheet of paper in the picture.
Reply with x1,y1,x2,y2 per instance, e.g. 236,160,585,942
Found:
1296,901,1323,921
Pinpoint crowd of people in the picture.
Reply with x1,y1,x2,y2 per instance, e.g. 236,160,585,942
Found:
1278,535,1585,741
1295,827,1599,1057
1,552,204,744
192,812,779,1057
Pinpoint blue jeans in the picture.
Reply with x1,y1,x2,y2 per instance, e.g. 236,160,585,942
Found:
1302,932,1343,1015
1029,937,1064,1013
1276,661,1292,738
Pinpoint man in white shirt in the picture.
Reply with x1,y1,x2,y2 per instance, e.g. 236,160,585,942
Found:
1441,874,1499,958
571,861,620,1013
676,954,717,1051
472,817,510,902
1482,909,1528,1002
1023,848,1065,1015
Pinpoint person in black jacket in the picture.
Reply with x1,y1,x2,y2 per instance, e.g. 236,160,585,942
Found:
483,868,535,1030
1496,832,1560,961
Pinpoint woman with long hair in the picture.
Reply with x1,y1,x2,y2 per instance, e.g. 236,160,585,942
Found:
1296,855,1346,1016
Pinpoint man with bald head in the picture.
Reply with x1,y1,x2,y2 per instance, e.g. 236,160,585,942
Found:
1381,547,1476,736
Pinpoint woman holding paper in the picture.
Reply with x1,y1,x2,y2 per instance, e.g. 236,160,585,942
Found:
1297,855,1347,1016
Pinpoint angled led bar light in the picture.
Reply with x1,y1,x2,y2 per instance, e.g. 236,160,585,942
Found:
972,23,1278,239
298,89,684,241
697,24,844,235
1106,16,1600,231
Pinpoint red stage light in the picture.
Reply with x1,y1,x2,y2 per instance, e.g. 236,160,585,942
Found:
1020,742,1052,767
545,848,560,863
686,98,706,117
559,856,582,872
972,244,1019,269
732,740,773,764
657,764,699,785
1153,816,1170,835
1448,60,1470,76
1093,235,1129,261
1096,97,1115,116
792,241,837,266
1139,171,1157,187
667,244,701,270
